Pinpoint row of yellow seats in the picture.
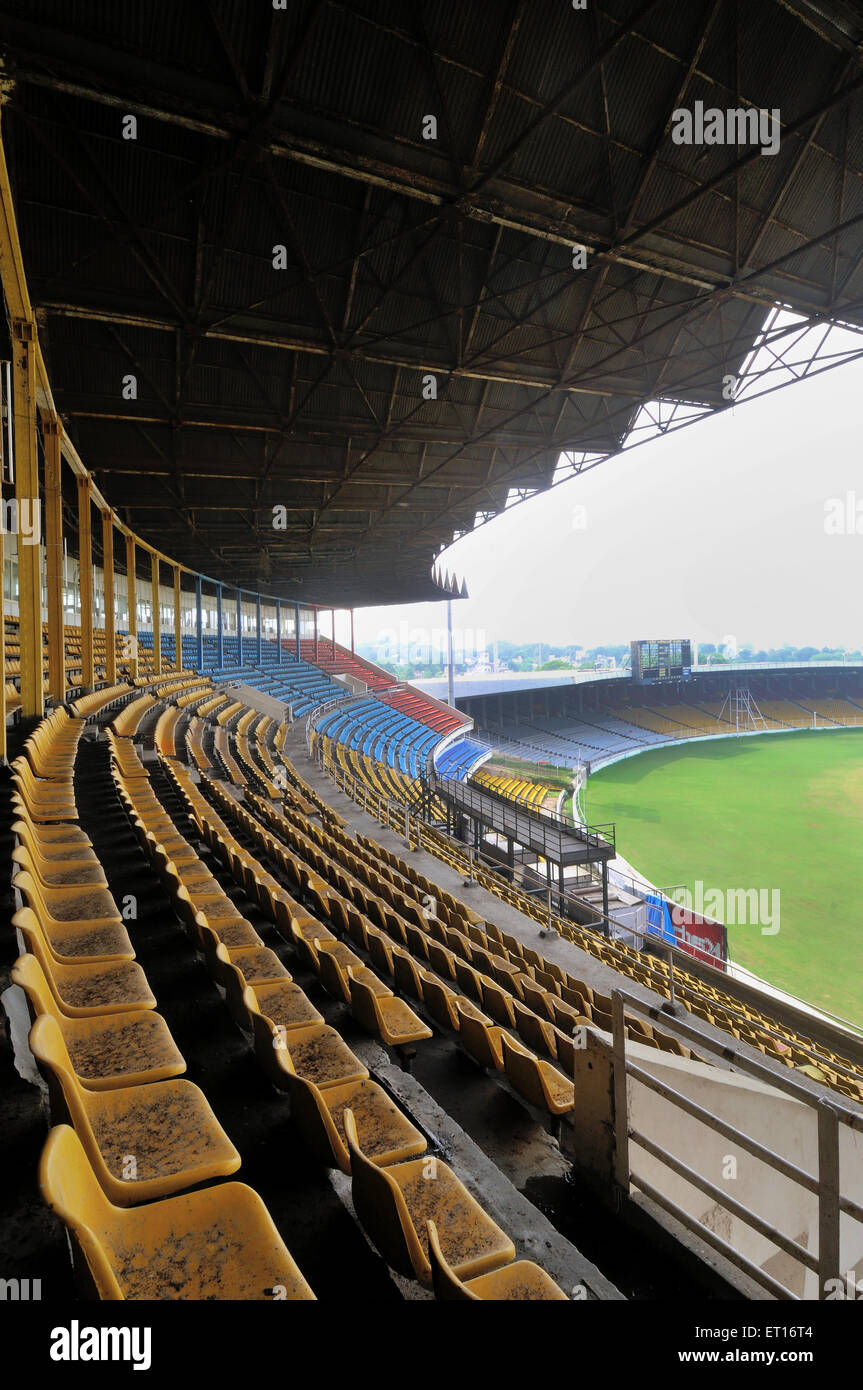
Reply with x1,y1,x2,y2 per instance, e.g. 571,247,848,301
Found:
183,766,432,1054
185,771,587,1291
175,683,214,709
10,715,310,1299
353,830,712,1063
475,771,552,810
232,733,286,801
245,733,315,812
110,693,157,737
167,758,431,1048
322,739,863,1094
154,761,568,1294
371,845,697,1062
232,789,593,1105
406,815,863,1097
184,714,212,772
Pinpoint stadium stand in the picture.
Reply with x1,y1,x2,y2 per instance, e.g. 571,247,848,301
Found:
4,2,863,1314
474,769,556,812
792,698,863,726
6,586,863,1306
433,738,491,781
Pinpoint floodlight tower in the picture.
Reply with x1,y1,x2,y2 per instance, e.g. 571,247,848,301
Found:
446,598,455,708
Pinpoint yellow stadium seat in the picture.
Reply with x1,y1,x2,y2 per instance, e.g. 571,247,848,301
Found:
403,922,431,961
11,831,105,885
245,993,368,1090
456,1001,505,1070
548,995,588,1033
13,909,156,1016
427,1219,567,1301
343,907,371,951
12,856,122,930
30,1015,240,1205
344,1108,515,1288
12,758,77,821
12,882,135,966
348,971,433,1049
243,980,324,1036
392,948,425,1001
286,1072,426,1174
12,954,185,1090
453,957,485,1002
518,976,556,1019
365,928,395,977
212,940,290,990
420,972,461,1030
40,1125,315,1300
11,797,92,853
501,1035,575,1115
427,940,457,981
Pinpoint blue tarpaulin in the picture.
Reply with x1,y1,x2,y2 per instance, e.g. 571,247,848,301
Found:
645,892,677,946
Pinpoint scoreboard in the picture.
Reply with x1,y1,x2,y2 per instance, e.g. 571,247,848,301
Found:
631,639,692,685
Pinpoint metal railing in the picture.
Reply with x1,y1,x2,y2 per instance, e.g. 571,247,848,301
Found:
431,769,615,855
311,745,863,1289
468,762,581,823
610,986,863,1300
304,693,363,748
322,747,418,843
317,740,863,1087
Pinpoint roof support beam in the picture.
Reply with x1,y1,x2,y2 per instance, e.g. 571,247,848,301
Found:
125,535,138,679
12,318,44,717
76,474,94,692
38,301,649,398
102,508,116,685
151,551,162,677
42,412,65,704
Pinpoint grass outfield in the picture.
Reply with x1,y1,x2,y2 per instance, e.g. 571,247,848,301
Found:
583,729,863,1024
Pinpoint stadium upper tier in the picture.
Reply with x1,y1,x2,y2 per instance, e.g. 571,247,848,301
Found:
136,633,353,718
129,631,484,778
296,640,395,694
481,701,863,768
416,662,863,702
312,698,487,782
443,666,863,770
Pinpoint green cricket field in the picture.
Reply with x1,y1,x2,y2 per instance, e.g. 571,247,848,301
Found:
584,729,863,1023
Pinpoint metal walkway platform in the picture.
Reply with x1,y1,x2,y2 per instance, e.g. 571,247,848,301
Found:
431,776,615,869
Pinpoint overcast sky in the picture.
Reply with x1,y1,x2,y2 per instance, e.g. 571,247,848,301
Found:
348,329,863,656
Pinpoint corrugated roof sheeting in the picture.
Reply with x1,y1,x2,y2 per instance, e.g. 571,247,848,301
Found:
292,9,436,146
7,0,229,78
4,0,863,604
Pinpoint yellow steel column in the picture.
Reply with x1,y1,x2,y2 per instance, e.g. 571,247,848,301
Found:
0,522,5,762
42,413,65,704
151,551,162,677
76,475,94,691
102,510,116,685
125,535,138,680
173,566,182,673
12,317,43,718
